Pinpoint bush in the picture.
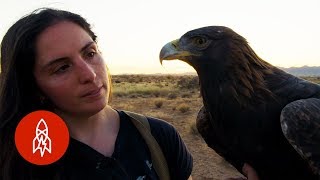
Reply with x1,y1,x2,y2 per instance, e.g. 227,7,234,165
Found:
177,76,199,90
181,93,192,98
153,91,160,97
177,103,190,113
167,93,177,99
189,121,199,135
154,99,163,108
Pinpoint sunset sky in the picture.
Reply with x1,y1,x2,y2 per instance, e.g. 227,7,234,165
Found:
1,0,319,74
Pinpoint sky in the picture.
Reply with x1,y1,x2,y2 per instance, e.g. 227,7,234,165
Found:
0,0,319,74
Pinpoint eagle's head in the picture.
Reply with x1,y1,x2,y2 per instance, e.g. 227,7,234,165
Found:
160,26,275,106
160,26,271,74
160,26,239,64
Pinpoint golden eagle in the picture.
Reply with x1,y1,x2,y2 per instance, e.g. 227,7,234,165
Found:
159,26,320,180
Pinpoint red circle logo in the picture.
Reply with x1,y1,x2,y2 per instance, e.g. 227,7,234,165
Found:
15,110,69,165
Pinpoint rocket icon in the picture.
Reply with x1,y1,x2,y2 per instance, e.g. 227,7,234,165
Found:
32,118,52,157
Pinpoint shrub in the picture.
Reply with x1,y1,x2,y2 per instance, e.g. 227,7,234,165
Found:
181,93,192,98
129,94,137,98
177,103,190,113
177,76,199,90
153,91,160,97
189,121,199,135
167,93,177,99
154,99,163,108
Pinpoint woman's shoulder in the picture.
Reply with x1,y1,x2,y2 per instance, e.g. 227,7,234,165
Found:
146,115,176,133
145,115,193,180
118,110,193,179
118,110,176,134
117,110,180,146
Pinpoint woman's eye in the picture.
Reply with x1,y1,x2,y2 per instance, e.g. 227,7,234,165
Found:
86,51,96,59
54,64,70,74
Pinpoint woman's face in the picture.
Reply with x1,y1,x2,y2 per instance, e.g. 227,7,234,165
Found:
33,21,109,117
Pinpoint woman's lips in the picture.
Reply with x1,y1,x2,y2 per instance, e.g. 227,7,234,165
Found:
81,86,103,98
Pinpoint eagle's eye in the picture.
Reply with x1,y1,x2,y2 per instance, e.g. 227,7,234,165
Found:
192,36,210,49
197,38,207,45
195,37,206,45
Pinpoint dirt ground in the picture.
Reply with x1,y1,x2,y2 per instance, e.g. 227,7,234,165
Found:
110,96,244,180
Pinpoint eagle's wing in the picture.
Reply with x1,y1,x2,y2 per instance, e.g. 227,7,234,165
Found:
280,98,320,176
196,106,225,153
196,106,244,172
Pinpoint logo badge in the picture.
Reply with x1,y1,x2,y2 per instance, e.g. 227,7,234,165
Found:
33,118,52,157
15,110,69,165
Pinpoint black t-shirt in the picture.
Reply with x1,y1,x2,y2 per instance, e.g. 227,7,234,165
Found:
32,110,193,180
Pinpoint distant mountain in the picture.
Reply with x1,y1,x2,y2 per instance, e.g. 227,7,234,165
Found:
113,66,320,76
174,66,320,77
279,66,320,76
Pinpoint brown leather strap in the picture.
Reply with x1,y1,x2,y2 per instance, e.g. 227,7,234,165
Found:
123,111,170,180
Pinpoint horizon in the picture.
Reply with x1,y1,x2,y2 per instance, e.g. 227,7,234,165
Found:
110,65,320,76
1,0,319,74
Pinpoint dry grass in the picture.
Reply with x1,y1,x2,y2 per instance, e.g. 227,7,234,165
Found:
301,76,320,84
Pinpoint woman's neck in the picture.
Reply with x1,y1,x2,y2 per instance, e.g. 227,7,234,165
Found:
56,105,120,156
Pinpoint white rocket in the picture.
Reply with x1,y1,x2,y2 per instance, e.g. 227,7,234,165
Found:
32,118,52,157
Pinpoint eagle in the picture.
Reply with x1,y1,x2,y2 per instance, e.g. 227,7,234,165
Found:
159,26,320,180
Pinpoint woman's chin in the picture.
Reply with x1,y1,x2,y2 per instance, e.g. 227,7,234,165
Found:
79,99,108,116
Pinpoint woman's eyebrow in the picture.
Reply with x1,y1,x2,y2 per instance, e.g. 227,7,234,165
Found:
42,58,68,71
80,41,95,53
42,41,95,70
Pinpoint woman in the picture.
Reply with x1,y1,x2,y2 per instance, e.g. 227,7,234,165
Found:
0,8,192,179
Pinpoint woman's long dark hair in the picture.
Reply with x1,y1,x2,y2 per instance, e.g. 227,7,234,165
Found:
0,8,99,179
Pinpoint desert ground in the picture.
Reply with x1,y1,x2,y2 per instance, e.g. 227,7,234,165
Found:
109,74,320,180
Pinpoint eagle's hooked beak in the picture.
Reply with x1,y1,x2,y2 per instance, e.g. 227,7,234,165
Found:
159,39,193,65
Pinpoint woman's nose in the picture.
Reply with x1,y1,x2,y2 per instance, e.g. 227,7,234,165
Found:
77,60,97,84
